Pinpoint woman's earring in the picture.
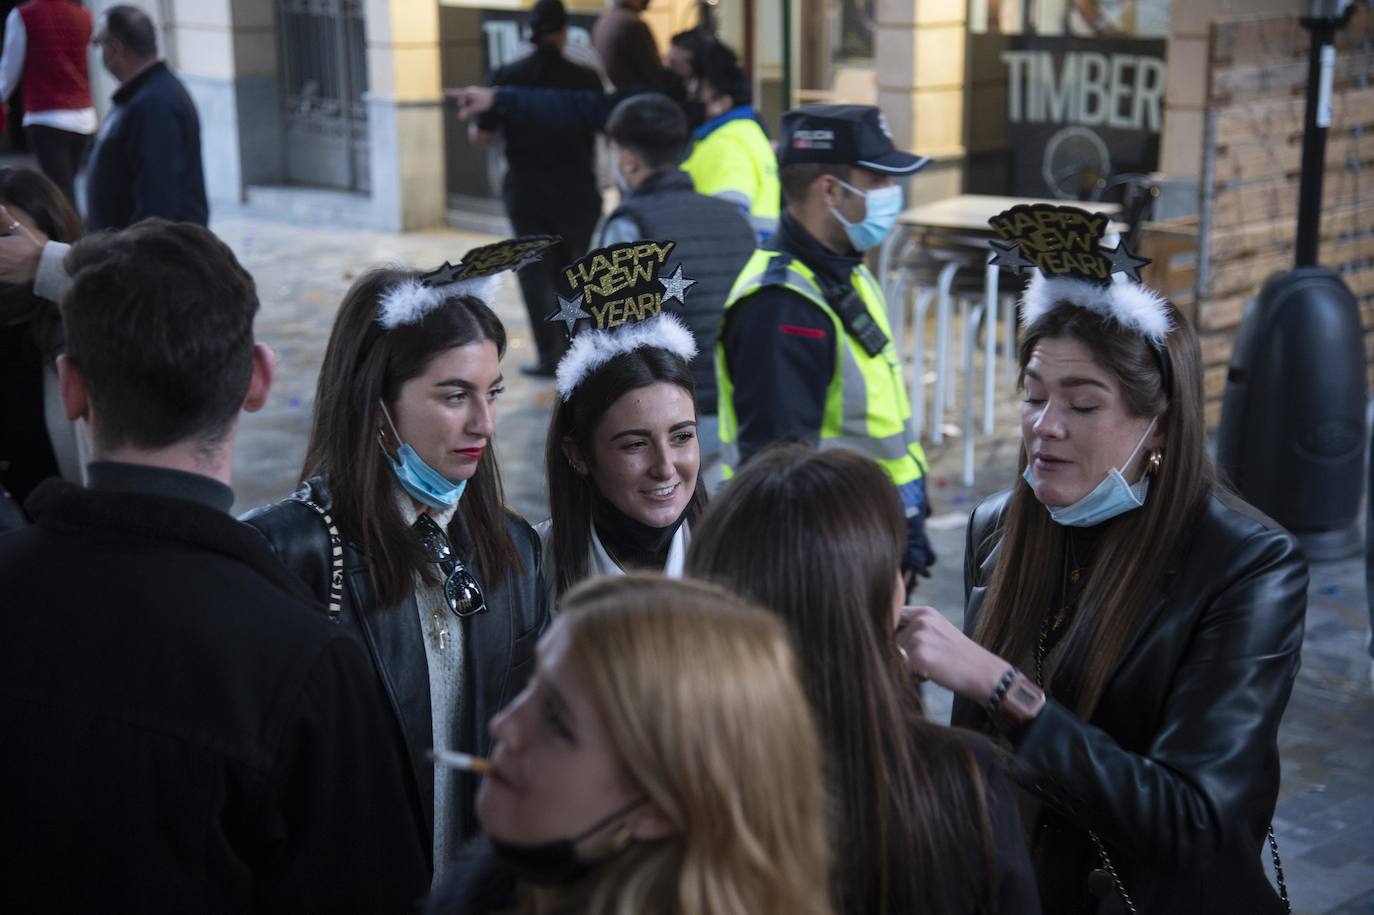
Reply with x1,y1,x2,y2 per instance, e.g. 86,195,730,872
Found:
1146,449,1163,476
610,824,633,852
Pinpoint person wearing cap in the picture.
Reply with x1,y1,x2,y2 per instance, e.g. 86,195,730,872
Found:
717,103,934,578
680,42,778,243
471,0,603,377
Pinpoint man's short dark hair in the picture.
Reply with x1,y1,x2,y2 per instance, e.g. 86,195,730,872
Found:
606,93,688,169
62,220,259,451
779,162,849,206
670,27,713,61
527,0,567,41
105,5,158,58
698,42,750,108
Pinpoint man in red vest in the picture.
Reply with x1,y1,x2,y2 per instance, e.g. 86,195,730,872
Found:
0,0,96,208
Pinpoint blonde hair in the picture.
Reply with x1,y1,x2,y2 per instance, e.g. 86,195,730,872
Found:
557,574,834,915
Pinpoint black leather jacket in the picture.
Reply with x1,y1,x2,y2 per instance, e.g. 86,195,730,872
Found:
952,488,1307,914
242,477,550,869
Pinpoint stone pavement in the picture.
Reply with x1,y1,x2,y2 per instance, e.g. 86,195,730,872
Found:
218,206,1372,913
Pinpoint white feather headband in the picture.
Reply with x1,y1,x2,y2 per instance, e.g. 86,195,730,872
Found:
375,236,561,329
555,313,698,401
376,274,503,329
1020,272,1174,345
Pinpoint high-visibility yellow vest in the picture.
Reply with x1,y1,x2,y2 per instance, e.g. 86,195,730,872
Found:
717,248,928,485
681,116,780,241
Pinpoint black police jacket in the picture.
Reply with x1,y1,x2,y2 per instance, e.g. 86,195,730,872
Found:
243,477,550,871
952,487,1307,914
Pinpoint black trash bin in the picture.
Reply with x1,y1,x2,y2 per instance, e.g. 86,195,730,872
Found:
1215,266,1366,561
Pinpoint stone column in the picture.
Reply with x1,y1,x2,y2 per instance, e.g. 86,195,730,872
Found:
365,0,446,231
182,0,283,203
874,0,967,202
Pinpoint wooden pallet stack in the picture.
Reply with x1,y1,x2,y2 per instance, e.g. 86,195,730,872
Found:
1138,8,1374,427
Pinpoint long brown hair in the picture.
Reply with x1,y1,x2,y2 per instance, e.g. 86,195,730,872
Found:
544,347,708,596
0,167,83,360
686,445,997,915
302,267,520,608
556,574,834,915
972,301,1213,716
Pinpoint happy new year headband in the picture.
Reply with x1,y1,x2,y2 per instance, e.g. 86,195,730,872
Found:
988,203,1172,346
548,239,699,400
377,235,562,329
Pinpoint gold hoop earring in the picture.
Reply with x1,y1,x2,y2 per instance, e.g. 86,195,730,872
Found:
1146,449,1163,476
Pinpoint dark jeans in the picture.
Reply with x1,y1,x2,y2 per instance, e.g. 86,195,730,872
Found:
504,186,601,369
26,125,89,210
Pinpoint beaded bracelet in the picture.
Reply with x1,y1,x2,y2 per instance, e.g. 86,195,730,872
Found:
986,666,1020,716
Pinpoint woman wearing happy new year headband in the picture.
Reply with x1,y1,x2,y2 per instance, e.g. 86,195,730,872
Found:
896,205,1306,914
243,240,556,881
537,241,709,601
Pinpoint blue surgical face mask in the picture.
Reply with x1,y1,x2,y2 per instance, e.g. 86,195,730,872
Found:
379,402,467,510
830,178,903,252
1023,417,1157,528
612,153,631,194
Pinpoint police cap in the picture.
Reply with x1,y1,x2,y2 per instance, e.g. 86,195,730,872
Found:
778,104,929,175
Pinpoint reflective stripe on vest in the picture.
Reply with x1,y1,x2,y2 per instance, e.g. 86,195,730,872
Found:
717,249,929,485
681,118,780,240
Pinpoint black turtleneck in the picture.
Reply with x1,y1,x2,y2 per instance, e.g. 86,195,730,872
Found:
590,489,686,572
1042,518,1114,660
719,210,855,464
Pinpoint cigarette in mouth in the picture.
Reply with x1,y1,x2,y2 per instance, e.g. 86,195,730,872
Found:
429,749,492,774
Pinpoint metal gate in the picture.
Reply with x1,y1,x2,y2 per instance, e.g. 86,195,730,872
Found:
277,0,370,192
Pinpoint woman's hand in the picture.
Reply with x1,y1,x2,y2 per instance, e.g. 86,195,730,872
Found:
895,605,1013,704
0,205,47,285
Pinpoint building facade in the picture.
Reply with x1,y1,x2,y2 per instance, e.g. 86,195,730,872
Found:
80,0,1300,231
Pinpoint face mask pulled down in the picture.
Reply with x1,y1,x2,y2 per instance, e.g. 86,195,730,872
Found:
1023,417,1158,528
490,797,645,886
379,402,467,510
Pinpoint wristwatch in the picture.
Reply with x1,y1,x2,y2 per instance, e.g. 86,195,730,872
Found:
989,669,1047,731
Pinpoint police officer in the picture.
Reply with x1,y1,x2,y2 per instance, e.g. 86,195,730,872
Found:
681,42,778,243
717,104,935,576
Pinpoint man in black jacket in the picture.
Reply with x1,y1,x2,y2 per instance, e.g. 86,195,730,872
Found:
472,0,602,376
599,92,754,476
85,5,207,230
0,221,429,912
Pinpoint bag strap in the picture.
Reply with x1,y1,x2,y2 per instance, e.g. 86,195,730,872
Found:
1268,825,1291,913
290,495,344,624
1091,825,1291,914
764,252,890,357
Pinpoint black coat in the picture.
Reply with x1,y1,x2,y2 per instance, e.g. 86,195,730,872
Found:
478,45,602,208
952,488,1307,914
0,479,429,913
242,477,551,869
85,61,208,231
